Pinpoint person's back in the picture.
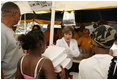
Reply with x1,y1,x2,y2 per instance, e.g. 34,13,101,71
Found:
18,55,55,79
79,54,113,79
20,56,43,79
78,25,117,79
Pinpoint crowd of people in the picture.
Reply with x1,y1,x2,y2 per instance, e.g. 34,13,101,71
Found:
1,2,117,79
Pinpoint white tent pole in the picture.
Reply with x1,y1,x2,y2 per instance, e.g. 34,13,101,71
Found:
49,1,55,45
24,14,27,34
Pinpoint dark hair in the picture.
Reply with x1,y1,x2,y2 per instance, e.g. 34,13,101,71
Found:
32,25,41,30
62,26,74,36
2,2,20,16
18,30,45,50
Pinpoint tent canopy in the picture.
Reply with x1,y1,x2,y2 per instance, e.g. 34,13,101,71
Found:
2,1,117,24
13,1,117,14
55,1,117,11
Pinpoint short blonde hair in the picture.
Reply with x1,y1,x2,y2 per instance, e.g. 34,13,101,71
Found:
62,26,74,37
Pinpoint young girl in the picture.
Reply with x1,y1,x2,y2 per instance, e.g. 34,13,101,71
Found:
16,30,65,79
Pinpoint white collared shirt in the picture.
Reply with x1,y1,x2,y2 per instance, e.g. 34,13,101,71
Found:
56,37,80,69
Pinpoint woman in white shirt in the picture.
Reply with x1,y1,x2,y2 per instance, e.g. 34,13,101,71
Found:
56,26,80,70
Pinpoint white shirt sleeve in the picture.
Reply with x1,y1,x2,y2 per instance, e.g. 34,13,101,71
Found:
70,40,80,57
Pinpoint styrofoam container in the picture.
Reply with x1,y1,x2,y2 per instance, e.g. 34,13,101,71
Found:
42,46,66,61
55,58,71,72
53,53,67,67
42,45,72,72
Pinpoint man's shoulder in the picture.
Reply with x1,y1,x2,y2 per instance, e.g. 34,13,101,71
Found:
80,55,113,65
80,56,93,65
1,23,7,35
1,23,14,39
1,23,9,32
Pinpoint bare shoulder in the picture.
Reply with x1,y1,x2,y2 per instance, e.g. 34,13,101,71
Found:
44,58,52,64
42,58,54,68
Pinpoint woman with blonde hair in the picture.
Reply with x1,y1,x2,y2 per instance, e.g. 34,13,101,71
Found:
56,26,80,78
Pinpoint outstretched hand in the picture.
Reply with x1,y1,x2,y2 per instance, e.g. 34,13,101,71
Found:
59,65,66,79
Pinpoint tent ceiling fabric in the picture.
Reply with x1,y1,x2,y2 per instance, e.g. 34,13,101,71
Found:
55,1,117,10
15,1,33,14
14,1,117,14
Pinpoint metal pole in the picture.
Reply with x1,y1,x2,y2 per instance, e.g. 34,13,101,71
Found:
24,14,27,34
49,1,55,45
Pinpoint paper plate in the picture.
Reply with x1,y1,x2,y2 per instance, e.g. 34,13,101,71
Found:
42,46,66,61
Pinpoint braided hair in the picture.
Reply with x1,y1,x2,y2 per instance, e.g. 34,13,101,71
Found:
108,56,117,79
18,30,45,50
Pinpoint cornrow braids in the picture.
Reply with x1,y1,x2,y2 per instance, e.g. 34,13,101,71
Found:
107,56,117,79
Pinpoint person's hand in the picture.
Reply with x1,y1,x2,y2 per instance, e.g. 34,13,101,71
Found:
59,65,66,79
66,48,72,56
